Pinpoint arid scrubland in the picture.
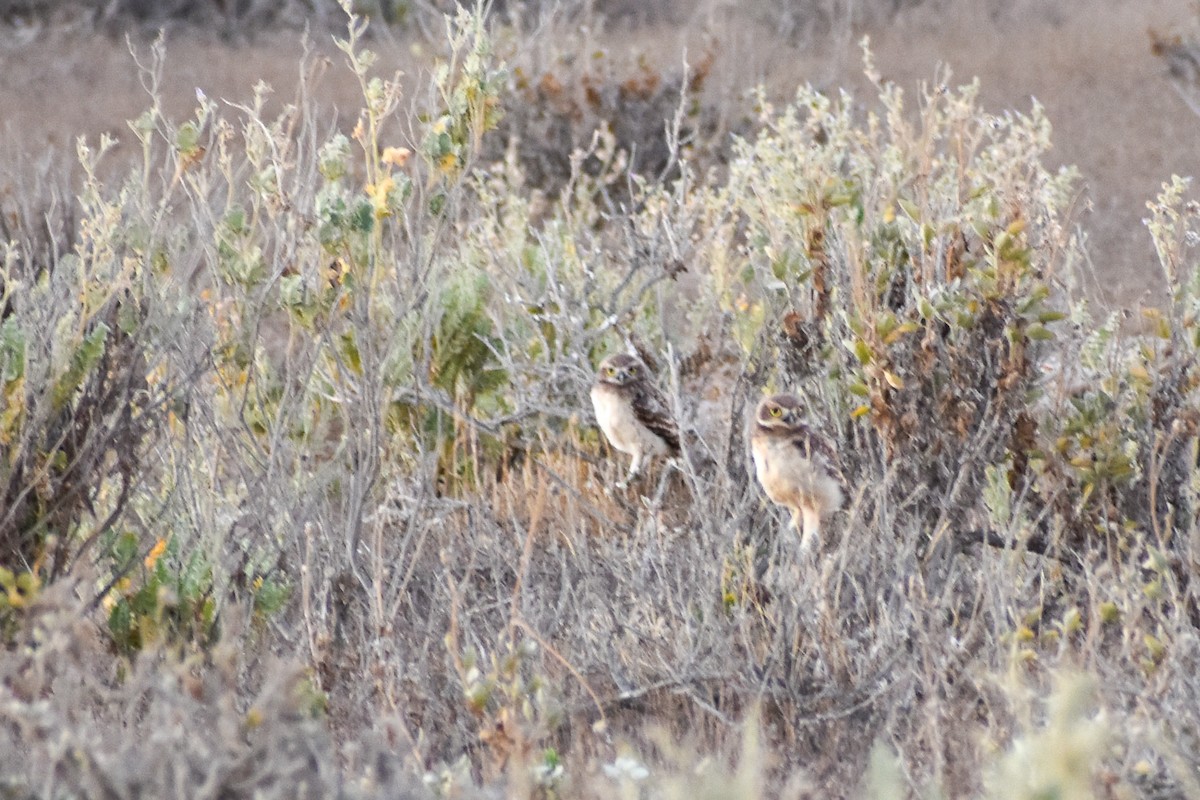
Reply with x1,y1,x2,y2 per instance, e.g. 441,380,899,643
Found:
3,1,1200,798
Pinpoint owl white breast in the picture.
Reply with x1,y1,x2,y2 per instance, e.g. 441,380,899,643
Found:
591,382,673,458
751,434,843,514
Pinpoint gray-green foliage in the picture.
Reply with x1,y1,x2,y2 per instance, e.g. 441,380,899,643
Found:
3,8,1200,800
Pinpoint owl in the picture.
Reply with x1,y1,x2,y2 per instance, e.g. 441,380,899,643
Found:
591,353,681,484
750,393,845,549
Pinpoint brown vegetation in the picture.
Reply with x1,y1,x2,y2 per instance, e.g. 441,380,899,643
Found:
2,2,1200,798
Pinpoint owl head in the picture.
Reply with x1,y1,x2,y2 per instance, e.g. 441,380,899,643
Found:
755,393,805,430
596,353,646,387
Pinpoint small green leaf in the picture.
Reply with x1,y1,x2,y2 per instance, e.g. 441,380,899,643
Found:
0,318,25,382
874,311,898,341
350,200,375,233
179,550,212,600
108,601,133,644
279,274,305,308
884,321,920,344
1143,633,1166,661
253,577,290,617
79,323,110,370
111,531,139,566
341,331,363,375
224,206,247,234
175,121,201,156
1025,323,1054,341
117,302,140,334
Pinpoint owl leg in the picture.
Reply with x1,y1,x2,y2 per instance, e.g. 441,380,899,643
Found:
629,451,643,478
617,450,644,489
798,506,821,552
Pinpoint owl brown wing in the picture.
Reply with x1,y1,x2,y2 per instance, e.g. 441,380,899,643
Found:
632,382,681,455
792,424,845,486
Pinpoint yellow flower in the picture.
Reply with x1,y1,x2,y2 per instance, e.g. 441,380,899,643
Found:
144,538,167,570
365,175,396,218
381,146,411,168
146,362,168,388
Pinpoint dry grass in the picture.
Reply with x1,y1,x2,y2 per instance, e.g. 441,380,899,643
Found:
3,0,1199,303
2,3,1200,799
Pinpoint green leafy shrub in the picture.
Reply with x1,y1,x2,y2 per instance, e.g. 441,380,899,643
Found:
101,533,217,653
0,139,179,584
6,7,1200,800
714,64,1080,550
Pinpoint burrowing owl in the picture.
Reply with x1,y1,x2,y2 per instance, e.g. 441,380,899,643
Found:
591,353,681,484
750,393,844,549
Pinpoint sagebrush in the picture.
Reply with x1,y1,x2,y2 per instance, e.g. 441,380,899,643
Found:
1,6,1199,799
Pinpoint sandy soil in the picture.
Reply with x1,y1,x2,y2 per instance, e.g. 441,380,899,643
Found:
0,0,1196,306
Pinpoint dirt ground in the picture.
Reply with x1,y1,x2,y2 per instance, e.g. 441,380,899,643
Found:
0,0,1196,307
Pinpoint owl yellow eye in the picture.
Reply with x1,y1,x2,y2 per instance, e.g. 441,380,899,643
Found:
605,366,616,376
769,406,782,418
627,365,638,374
